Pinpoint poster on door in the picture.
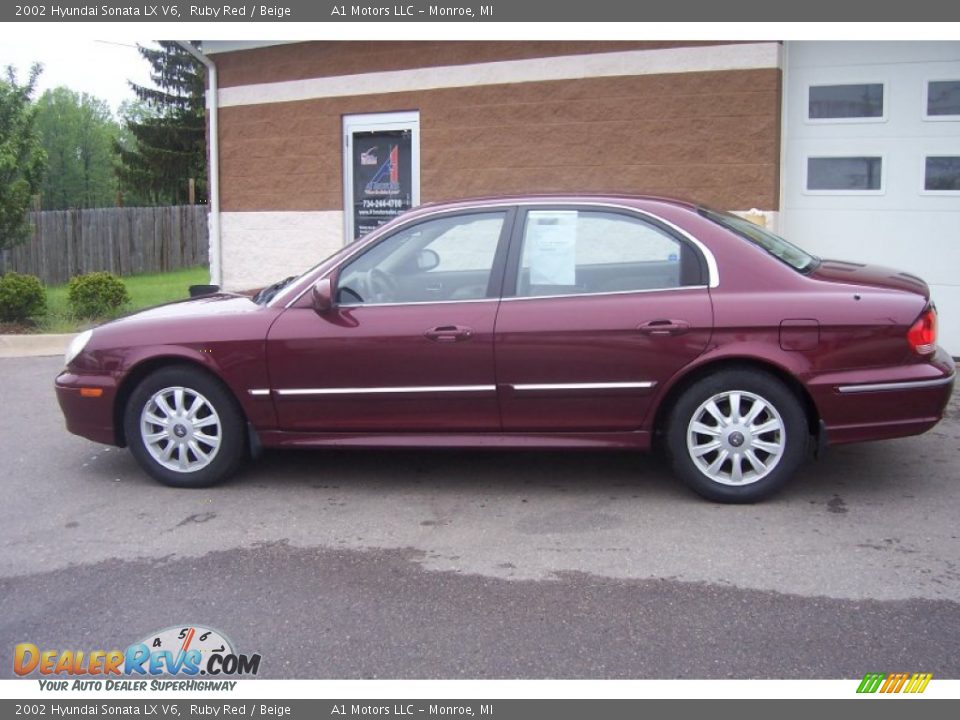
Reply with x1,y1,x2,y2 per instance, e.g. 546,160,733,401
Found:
352,129,413,239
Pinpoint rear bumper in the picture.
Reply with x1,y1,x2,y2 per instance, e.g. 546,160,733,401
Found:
55,371,120,446
808,347,955,445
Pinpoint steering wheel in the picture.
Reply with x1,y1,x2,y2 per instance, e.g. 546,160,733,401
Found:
368,268,401,303
338,285,364,304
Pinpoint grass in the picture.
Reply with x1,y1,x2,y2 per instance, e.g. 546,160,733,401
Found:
40,266,210,334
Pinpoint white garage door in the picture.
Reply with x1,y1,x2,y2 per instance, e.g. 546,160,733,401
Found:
781,41,960,355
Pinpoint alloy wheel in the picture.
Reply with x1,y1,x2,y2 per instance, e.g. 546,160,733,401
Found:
140,386,222,473
686,390,786,486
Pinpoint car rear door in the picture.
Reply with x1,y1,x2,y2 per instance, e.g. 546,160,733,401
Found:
493,205,713,432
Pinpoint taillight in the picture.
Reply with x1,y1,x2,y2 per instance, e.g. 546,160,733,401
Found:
907,307,937,355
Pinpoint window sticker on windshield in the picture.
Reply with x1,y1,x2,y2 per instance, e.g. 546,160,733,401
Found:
527,211,578,285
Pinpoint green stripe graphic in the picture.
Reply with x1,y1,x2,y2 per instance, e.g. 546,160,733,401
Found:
857,673,886,693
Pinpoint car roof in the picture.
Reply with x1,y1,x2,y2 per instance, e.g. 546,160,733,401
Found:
413,194,701,213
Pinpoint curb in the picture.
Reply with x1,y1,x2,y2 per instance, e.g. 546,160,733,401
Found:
0,333,76,359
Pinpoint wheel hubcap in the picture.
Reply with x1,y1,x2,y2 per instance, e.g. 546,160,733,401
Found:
140,386,222,473
686,390,786,486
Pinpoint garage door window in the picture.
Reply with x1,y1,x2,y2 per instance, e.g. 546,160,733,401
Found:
925,80,960,119
808,83,885,121
806,156,884,193
924,156,960,192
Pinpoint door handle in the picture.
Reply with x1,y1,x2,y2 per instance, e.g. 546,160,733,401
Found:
424,325,473,342
637,319,690,336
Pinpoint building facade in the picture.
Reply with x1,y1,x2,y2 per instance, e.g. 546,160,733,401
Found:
203,40,960,352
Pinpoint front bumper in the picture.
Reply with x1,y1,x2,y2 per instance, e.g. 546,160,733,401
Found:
808,346,955,445
55,371,121,446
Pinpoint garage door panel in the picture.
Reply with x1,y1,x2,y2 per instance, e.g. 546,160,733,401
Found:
782,41,960,353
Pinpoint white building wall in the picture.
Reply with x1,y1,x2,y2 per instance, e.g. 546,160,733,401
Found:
221,211,343,291
781,41,960,354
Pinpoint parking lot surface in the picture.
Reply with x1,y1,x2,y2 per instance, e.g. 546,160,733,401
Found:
1,356,958,677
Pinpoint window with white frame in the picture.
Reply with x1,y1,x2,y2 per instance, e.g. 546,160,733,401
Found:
924,156,960,192
925,80,960,119
806,157,883,192
808,83,884,120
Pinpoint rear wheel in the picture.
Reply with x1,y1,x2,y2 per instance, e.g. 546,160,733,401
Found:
124,366,246,488
665,370,809,503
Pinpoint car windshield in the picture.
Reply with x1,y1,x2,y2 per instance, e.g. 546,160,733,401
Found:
253,276,296,305
700,208,819,273
253,244,350,305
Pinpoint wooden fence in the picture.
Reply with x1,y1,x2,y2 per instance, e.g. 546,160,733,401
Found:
0,205,209,285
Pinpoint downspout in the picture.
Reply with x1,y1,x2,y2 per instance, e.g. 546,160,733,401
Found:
776,41,788,236
176,41,222,287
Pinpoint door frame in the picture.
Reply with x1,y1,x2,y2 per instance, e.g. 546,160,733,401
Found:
342,111,421,244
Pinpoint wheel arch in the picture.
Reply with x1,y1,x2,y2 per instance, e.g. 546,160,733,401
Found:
113,356,248,447
651,355,822,443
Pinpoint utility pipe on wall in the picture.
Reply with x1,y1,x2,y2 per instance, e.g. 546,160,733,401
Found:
176,41,222,287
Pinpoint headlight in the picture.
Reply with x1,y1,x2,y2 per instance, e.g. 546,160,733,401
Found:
65,329,93,367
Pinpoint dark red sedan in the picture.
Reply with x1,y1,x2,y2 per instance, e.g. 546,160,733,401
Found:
55,196,955,502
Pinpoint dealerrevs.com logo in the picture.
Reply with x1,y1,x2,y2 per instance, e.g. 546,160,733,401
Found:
14,625,261,691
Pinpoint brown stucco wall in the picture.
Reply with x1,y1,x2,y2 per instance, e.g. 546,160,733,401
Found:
219,66,782,213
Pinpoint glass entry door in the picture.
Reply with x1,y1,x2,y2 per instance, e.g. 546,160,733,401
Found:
343,111,420,241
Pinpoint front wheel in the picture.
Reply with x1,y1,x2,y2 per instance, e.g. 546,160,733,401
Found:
124,366,246,488
665,370,809,503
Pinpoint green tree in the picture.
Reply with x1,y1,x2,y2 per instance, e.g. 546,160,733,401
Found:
114,99,160,207
35,87,120,210
115,41,206,206
0,64,46,251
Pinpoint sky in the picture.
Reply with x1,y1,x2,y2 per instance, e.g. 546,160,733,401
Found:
0,39,156,117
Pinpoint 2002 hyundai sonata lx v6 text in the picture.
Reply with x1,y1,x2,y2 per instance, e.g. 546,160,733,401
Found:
55,195,955,502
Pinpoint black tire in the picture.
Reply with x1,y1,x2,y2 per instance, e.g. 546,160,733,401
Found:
665,369,809,503
124,365,246,488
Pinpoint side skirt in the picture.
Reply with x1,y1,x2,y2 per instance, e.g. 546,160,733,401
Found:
257,430,652,451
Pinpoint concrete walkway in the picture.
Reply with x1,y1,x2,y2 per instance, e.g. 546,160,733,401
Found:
0,333,75,358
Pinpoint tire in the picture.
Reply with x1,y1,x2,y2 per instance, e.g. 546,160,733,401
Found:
665,369,809,503
124,365,246,488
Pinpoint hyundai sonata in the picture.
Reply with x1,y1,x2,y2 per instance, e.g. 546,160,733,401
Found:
56,196,955,502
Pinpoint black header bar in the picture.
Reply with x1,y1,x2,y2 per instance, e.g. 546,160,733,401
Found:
0,700,958,720
5,0,960,22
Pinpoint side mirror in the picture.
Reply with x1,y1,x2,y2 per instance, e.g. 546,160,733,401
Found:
417,248,440,272
311,277,334,313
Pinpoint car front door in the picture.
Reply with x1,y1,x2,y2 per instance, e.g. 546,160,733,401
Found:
494,206,713,432
266,209,513,433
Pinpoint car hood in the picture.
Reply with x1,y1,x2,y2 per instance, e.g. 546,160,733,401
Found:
810,260,930,300
103,293,259,329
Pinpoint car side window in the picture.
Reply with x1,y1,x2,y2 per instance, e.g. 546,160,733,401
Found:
515,209,697,297
337,212,506,305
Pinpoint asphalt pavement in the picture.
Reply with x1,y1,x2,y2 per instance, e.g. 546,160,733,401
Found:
1,356,958,678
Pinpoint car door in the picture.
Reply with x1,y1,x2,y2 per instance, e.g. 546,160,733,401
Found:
494,206,713,432
266,209,514,432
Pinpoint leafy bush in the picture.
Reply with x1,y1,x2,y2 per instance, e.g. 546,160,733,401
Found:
67,272,130,319
0,272,47,323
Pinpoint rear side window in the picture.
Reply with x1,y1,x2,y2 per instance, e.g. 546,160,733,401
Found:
513,209,702,297
700,208,818,273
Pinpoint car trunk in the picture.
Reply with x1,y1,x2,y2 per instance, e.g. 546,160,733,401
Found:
810,260,930,300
